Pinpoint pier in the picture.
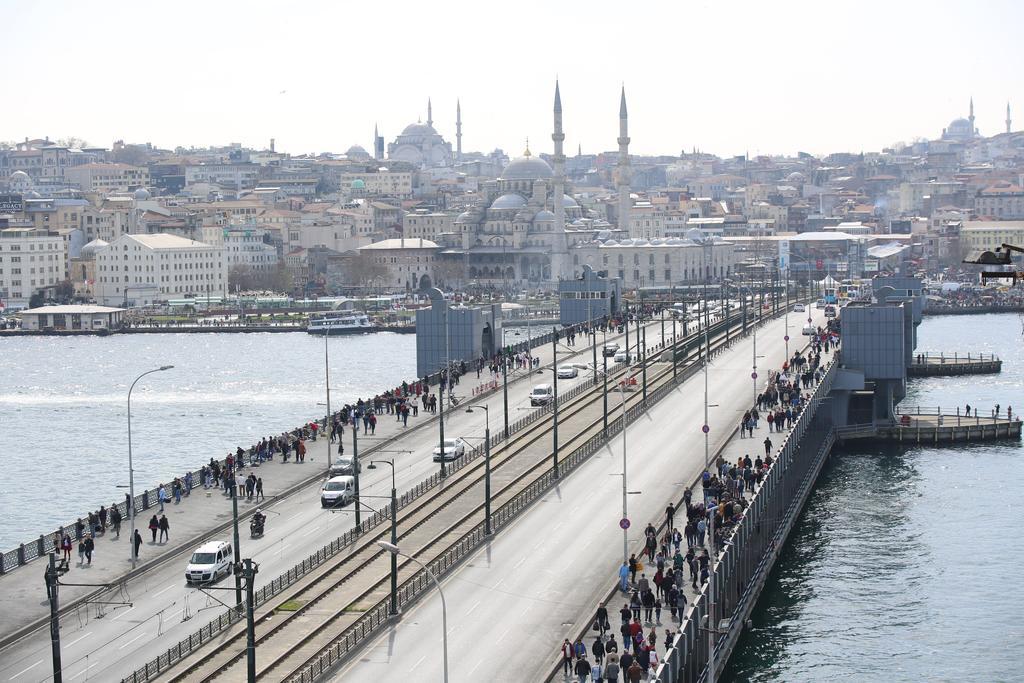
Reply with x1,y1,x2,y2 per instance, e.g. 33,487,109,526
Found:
837,406,1022,444
908,351,1001,376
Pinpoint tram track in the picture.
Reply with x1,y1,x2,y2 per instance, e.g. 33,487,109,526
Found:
164,314,746,683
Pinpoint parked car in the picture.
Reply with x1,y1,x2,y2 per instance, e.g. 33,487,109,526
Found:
529,384,554,406
320,475,355,507
556,364,578,379
432,438,466,462
793,304,806,313
185,540,233,585
602,343,620,357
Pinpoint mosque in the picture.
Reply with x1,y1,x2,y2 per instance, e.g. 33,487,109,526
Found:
941,97,979,141
451,83,633,286
386,98,458,167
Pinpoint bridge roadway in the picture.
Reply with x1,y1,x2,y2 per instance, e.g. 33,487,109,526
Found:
334,307,827,682
0,314,692,683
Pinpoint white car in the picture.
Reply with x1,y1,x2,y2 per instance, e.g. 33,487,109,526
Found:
793,304,806,313
802,324,816,336
556,364,578,379
613,350,632,364
815,300,826,309
321,475,355,507
432,438,466,462
185,540,233,585
529,384,554,406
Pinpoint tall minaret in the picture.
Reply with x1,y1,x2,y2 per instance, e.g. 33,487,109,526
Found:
969,96,976,137
617,86,632,236
1007,102,1012,134
550,80,569,281
427,97,433,129
456,99,463,162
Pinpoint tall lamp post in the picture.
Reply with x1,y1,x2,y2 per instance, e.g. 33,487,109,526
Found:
127,365,174,569
366,460,399,616
323,330,333,470
702,326,718,683
377,541,448,683
464,404,492,535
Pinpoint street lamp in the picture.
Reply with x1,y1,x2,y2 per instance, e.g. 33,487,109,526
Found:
464,405,492,535
127,365,174,569
701,326,718,683
366,460,399,616
377,541,448,683
322,330,333,470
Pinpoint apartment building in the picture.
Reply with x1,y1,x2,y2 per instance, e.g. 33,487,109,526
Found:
64,163,149,193
93,233,225,306
0,225,67,309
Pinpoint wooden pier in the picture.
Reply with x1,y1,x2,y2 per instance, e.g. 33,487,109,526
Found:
908,351,1001,377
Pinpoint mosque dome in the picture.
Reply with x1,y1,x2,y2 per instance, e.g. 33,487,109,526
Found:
401,122,437,137
133,187,151,200
535,209,556,222
490,193,528,210
946,118,973,138
786,171,806,183
351,178,366,190
10,170,30,181
501,155,554,180
561,194,578,208
456,210,476,223
80,238,109,259
346,145,370,159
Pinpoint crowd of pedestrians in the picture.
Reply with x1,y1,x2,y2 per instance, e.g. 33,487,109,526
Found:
559,317,841,681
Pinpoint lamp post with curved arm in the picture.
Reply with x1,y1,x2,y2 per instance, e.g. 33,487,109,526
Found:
127,365,174,569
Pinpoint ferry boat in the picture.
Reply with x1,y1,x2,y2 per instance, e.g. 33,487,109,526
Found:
307,314,374,335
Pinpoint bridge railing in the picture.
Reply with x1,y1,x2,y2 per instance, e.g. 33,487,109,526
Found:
912,351,999,364
895,405,1018,423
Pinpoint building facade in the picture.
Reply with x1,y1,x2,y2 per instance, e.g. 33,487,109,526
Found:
93,233,225,306
0,226,67,309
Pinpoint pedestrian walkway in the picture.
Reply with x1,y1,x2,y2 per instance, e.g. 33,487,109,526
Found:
566,320,841,682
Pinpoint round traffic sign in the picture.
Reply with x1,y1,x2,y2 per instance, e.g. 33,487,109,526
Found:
702,424,710,434
784,335,789,341
751,372,758,379
807,317,812,324
619,518,631,530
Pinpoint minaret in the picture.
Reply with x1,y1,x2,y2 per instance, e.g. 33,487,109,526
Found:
427,97,433,129
617,86,632,236
550,80,569,281
969,96,976,137
456,99,463,162
1007,102,1012,134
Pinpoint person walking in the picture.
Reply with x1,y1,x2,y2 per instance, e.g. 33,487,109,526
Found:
619,562,630,592
592,636,605,665
110,504,122,538
255,477,264,502
574,655,591,683
77,537,86,566
148,514,159,543
158,484,167,512
763,436,773,457
596,603,609,637
665,503,675,530
83,534,94,565
158,515,170,543
61,534,72,563
133,529,143,561
561,638,574,677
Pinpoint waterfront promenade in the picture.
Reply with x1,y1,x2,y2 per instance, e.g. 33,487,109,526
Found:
0,314,686,683
907,351,1001,376
333,308,829,682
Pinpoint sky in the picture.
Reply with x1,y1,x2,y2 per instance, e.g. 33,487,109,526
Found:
1,0,1021,159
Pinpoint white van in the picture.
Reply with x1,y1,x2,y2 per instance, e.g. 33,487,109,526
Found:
321,475,356,508
530,383,554,406
802,324,816,336
185,540,233,585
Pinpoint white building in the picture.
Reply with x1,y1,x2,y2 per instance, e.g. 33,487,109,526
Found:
18,304,125,331
64,163,149,193
94,233,225,306
0,226,67,309
218,226,279,278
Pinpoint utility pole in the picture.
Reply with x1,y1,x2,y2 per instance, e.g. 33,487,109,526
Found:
703,326,717,683
242,558,259,683
439,306,449,478
352,422,361,527
602,351,609,435
641,324,647,405
324,330,332,470
672,315,677,383
230,473,242,608
502,351,509,439
45,553,62,683
552,328,560,479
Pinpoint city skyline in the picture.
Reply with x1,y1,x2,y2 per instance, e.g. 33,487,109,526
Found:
2,0,1021,158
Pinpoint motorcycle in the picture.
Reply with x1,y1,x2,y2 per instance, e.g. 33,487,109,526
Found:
250,515,265,538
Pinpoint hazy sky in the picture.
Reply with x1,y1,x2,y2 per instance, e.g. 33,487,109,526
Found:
2,0,1020,159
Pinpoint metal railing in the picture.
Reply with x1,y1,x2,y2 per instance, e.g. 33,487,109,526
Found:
911,351,999,364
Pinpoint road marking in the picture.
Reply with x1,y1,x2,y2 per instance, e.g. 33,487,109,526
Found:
8,660,42,680
300,526,319,537
118,632,147,650
154,583,176,597
65,632,93,648
465,600,481,616
409,656,426,672
111,606,135,621
513,556,526,569
167,609,182,620
468,658,484,676
67,660,101,681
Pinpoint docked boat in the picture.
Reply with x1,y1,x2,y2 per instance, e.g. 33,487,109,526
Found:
307,314,374,335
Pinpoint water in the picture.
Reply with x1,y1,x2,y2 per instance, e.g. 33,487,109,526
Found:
0,332,416,547
724,313,1024,682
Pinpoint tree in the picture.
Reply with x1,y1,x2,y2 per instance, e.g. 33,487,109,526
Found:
347,254,389,291
432,259,466,290
111,145,149,166
228,264,256,292
29,291,45,308
254,263,293,294
57,137,89,149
